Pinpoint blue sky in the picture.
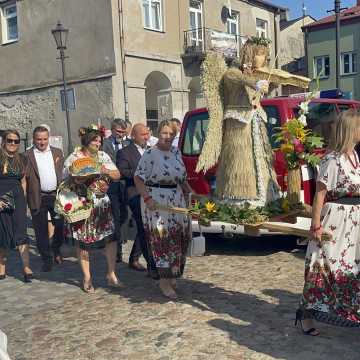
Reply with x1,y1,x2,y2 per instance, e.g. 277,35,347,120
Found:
273,0,356,20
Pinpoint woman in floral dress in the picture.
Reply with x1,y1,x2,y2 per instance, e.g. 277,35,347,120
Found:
296,109,360,334
134,120,192,299
63,126,121,293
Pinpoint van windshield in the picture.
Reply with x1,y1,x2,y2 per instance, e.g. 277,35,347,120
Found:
182,112,209,156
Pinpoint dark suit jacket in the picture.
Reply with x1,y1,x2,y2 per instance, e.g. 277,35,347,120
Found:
103,136,133,164
102,137,117,164
24,146,64,211
116,143,142,200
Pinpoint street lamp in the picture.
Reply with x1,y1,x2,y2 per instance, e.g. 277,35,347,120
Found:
51,21,72,154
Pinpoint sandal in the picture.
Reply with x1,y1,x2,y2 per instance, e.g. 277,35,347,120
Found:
106,275,125,289
82,279,95,294
159,283,178,300
295,309,320,336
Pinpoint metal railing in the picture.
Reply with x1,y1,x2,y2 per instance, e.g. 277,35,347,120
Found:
183,27,246,58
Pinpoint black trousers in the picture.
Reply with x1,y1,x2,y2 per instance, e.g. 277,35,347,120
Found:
128,195,156,270
108,181,128,260
31,193,64,263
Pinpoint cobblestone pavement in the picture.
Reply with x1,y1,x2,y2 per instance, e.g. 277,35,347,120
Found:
1,234,359,360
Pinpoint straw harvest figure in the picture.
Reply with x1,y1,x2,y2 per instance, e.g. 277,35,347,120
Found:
196,37,310,206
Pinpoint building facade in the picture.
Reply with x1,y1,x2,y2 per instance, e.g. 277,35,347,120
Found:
279,15,315,95
303,3,360,100
113,0,286,132
0,0,286,150
0,0,117,151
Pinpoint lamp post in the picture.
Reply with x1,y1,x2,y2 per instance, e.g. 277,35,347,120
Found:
51,21,72,154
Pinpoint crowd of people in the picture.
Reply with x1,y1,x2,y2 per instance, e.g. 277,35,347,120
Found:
1,109,360,330
0,117,188,300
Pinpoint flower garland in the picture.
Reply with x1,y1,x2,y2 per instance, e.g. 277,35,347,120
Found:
189,197,301,226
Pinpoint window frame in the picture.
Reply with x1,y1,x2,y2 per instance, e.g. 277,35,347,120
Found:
1,2,18,44
341,51,357,75
256,18,268,39
313,55,330,79
189,0,203,46
227,12,239,36
142,0,163,32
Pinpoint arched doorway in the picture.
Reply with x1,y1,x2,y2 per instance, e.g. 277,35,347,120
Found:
144,71,173,135
188,76,204,110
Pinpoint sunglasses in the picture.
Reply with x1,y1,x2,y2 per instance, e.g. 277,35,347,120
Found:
6,138,20,145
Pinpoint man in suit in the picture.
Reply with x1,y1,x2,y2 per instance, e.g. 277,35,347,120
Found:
116,123,155,273
102,118,131,262
25,126,64,271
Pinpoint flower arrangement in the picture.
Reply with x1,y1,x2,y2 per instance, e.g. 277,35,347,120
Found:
273,97,324,170
78,124,107,138
189,197,302,226
55,186,93,223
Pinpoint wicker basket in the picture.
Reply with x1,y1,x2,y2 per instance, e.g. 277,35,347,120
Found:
63,208,92,223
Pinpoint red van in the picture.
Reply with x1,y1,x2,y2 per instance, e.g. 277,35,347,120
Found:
179,97,360,206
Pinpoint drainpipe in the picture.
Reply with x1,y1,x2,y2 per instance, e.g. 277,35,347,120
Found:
274,9,280,95
274,9,279,70
178,0,185,116
118,0,129,121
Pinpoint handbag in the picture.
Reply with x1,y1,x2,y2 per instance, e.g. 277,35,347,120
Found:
0,191,15,212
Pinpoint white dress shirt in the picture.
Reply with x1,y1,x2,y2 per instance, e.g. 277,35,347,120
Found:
147,136,158,147
172,134,180,147
34,146,57,192
134,143,146,156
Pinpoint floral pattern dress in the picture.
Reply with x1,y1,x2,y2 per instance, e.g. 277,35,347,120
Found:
135,146,190,279
63,151,117,249
300,151,360,326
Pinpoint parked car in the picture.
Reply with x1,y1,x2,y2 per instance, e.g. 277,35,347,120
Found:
179,97,360,235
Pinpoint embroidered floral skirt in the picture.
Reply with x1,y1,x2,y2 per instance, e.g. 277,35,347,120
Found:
65,195,115,250
300,202,360,326
141,187,190,279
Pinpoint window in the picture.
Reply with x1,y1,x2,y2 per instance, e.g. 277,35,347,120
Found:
256,18,268,39
263,105,281,148
189,0,203,47
306,102,337,145
314,56,330,78
142,0,162,31
60,88,76,111
227,12,239,36
183,112,209,156
341,52,357,75
1,2,18,43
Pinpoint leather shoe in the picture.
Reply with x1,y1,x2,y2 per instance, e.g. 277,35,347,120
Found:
41,262,52,272
129,261,146,272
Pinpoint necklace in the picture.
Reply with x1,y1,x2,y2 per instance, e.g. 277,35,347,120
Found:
347,151,359,169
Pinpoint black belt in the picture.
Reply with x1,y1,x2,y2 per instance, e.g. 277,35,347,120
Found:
41,190,56,195
328,197,360,205
146,184,178,189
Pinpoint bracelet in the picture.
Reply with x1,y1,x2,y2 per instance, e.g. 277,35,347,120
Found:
311,225,322,232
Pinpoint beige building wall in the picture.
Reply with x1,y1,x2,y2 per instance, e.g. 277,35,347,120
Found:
113,0,283,129
114,0,189,129
279,16,314,70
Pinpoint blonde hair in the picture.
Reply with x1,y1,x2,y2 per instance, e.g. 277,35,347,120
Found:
157,120,177,136
331,109,360,154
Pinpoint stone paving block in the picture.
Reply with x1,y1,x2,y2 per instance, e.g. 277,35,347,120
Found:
1,238,359,359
